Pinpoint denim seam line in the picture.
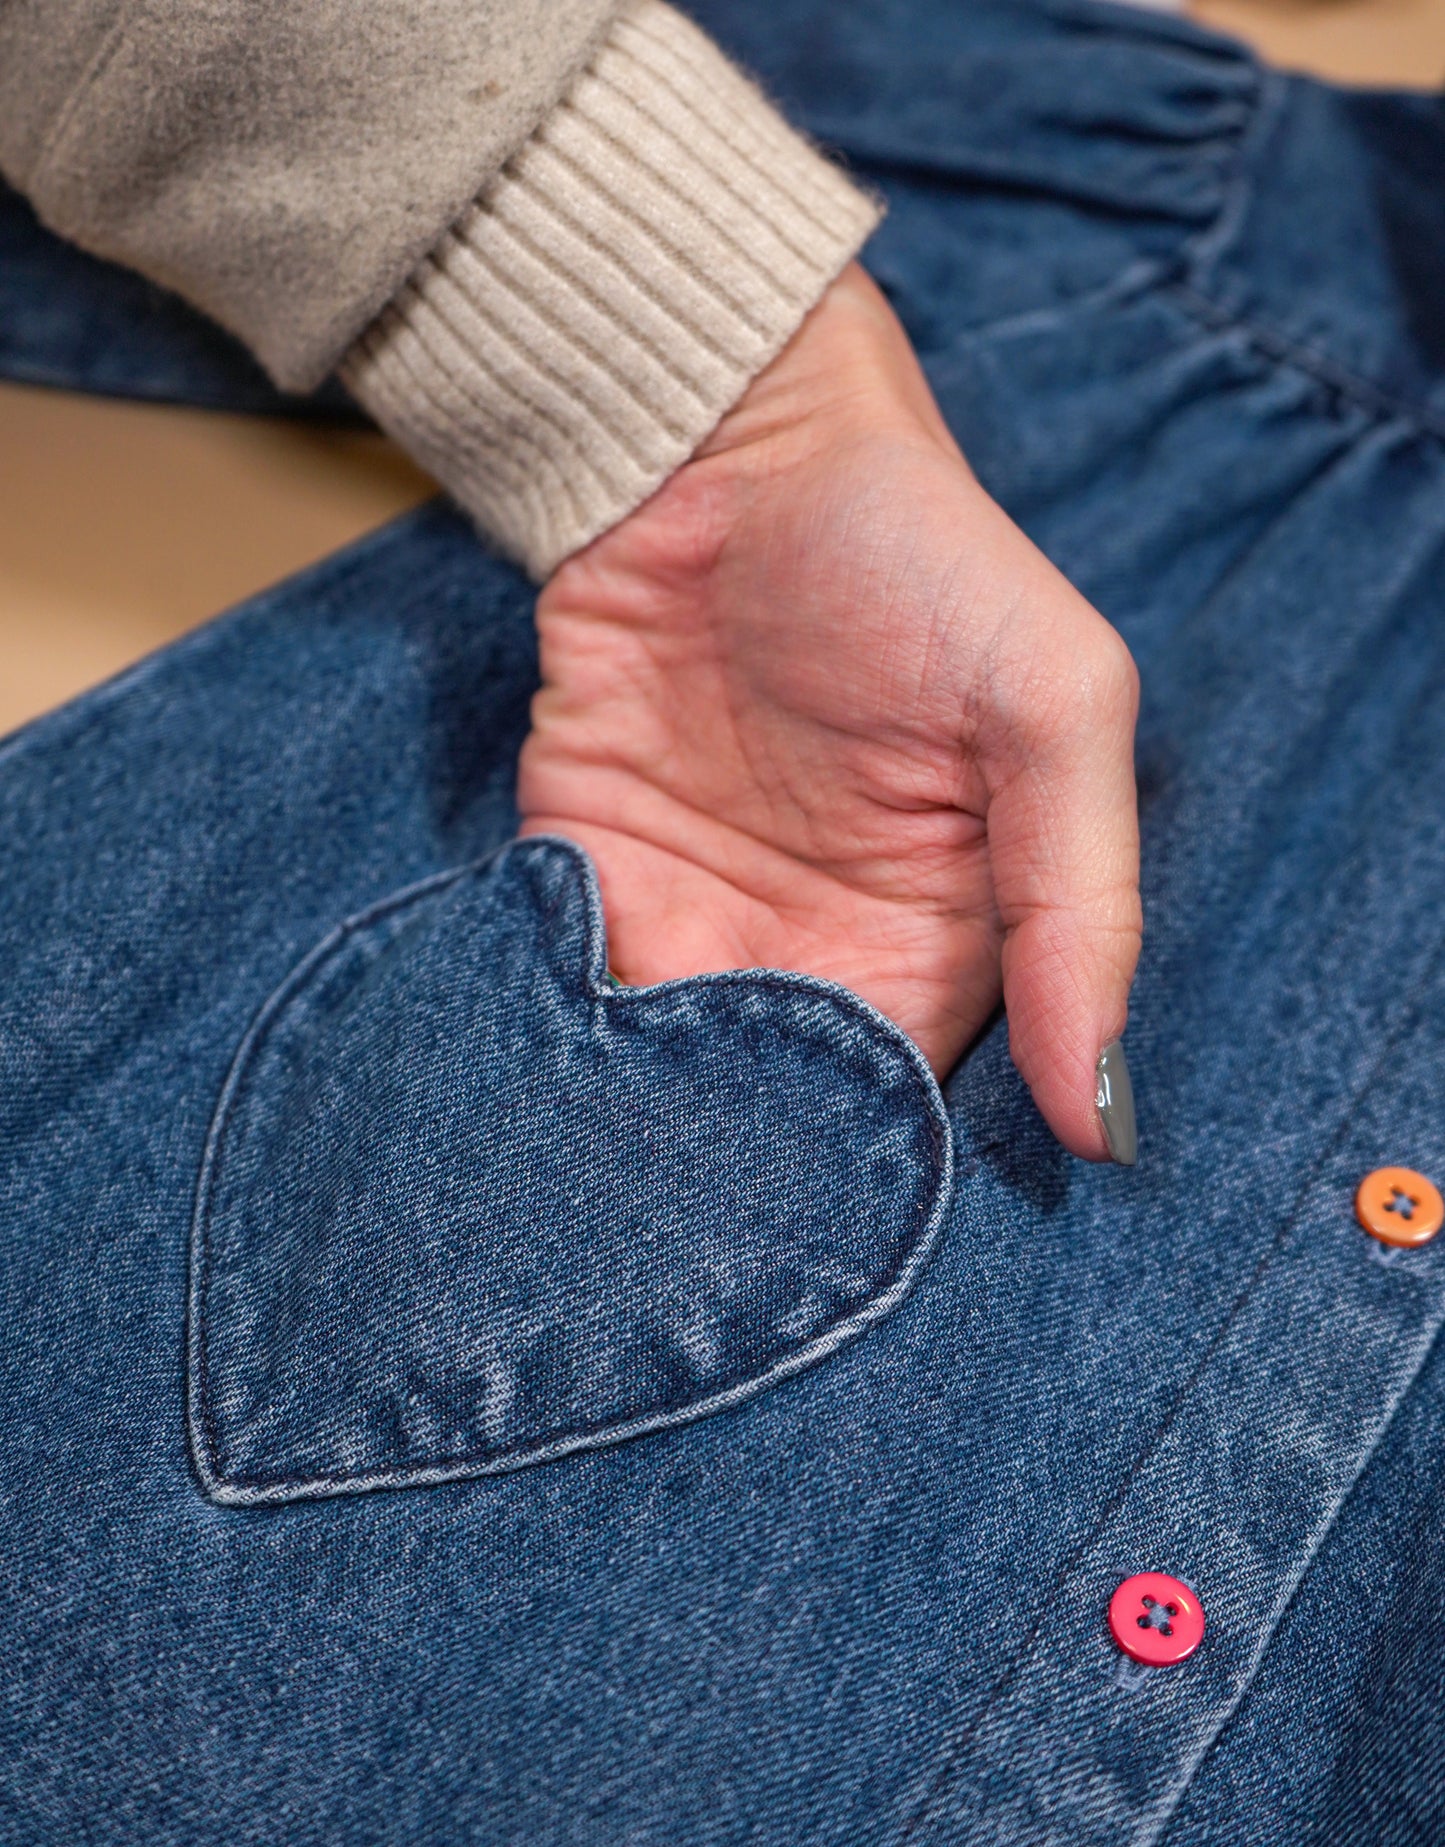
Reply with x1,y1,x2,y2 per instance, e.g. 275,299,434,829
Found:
1167,279,1445,447
910,59,1269,410
897,917,1445,1845
1175,61,1445,446
185,834,955,1508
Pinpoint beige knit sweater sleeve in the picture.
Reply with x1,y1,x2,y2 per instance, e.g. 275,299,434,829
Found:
343,3,879,577
0,0,878,579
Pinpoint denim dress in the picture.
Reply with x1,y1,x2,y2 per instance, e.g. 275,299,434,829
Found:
2,2,1443,1840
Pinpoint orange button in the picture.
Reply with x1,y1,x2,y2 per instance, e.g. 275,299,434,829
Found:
1355,1167,1444,1248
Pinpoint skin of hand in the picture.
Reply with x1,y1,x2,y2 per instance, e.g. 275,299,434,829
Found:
519,261,1142,1162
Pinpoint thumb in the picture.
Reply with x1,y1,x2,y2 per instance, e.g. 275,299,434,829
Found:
985,630,1143,1163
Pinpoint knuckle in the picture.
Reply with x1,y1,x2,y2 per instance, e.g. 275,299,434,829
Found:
1082,628,1140,722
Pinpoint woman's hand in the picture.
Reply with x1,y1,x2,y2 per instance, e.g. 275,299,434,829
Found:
519,263,1141,1161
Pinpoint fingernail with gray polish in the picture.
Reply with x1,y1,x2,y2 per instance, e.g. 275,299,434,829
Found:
1096,1037,1137,1166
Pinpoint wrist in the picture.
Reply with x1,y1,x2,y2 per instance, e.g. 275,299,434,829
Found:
341,0,881,580
694,263,962,478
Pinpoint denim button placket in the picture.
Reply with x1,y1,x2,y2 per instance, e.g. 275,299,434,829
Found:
907,980,1445,1844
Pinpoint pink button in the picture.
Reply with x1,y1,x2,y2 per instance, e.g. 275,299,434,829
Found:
1108,1572,1205,1666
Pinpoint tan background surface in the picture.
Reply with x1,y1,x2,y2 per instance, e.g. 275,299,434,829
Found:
2,0,1443,738
1194,0,1445,85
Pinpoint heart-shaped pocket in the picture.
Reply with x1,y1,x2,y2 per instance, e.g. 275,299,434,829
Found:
188,838,952,1504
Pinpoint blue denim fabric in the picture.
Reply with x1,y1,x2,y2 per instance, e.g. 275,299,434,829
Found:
193,839,950,1505
0,184,358,418
2,2,1444,1842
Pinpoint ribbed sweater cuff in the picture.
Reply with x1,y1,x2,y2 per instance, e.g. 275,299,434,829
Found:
339,0,881,580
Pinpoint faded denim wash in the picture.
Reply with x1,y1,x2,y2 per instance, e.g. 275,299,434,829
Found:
1,1,1444,1842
